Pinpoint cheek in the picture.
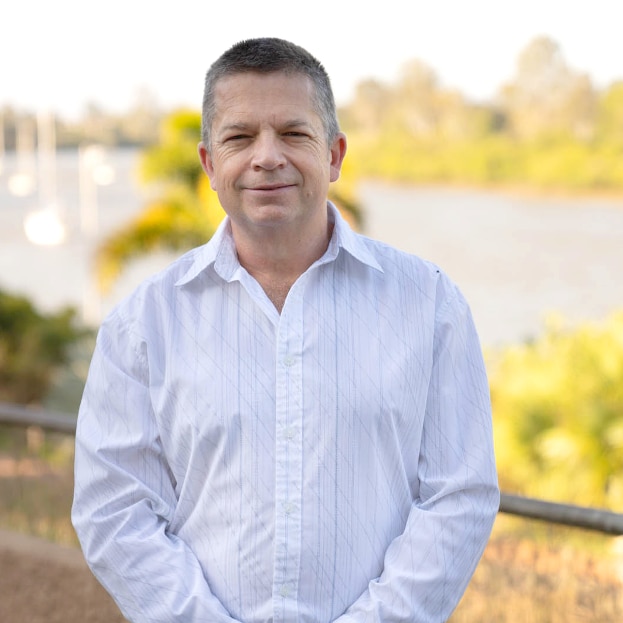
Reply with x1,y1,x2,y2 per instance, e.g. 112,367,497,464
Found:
303,151,332,178
208,160,237,193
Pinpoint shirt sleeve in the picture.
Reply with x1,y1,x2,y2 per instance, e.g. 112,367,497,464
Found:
71,310,241,623
334,279,500,623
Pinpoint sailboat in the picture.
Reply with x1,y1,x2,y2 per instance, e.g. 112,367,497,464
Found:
22,111,67,246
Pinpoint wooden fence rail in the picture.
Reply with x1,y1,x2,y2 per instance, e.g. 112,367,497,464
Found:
0,401,77,434
2,401,623,536
499,493,623,536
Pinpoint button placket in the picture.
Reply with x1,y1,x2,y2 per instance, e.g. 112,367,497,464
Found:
272,282,306,622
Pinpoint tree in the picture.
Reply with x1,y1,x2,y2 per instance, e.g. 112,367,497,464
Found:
392,59,443,138
342,78,391,135
116,87,163,146
499,36,597,141
97,109,363,291
596,80,623,147
489,312,623,509
0,289,88,405
96,110,215,291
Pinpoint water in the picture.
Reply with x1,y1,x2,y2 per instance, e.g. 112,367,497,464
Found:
362,183,623,347
1,148,622,348
0,147,178,325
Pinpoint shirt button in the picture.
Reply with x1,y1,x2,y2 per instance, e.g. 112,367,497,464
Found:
283,356,295,367
284,427,296,441
279,585,291,598
283,501,295,515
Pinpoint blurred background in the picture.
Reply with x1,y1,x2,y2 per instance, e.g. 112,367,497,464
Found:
1,1,622,621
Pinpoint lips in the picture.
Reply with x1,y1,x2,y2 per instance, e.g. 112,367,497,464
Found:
249,183,294,191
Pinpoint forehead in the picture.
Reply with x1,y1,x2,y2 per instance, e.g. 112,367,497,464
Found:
212,71,320,123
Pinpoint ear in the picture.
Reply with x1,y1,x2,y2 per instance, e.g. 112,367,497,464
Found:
198,142,217,190
329,132,348,183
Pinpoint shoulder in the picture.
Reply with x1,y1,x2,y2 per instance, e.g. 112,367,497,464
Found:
345,232,468,315
104,244,210,331
352,232,450,285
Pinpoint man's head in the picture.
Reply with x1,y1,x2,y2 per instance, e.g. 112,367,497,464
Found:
201,38,339,151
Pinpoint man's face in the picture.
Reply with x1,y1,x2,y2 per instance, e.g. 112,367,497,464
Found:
198,71,346,238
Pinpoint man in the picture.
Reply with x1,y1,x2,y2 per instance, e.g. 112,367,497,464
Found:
72,38,499,623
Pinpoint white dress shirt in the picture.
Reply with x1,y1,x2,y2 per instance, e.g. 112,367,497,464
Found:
72,203,499,623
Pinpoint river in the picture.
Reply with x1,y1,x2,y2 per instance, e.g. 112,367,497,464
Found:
1,148,622,348
362,182,623,347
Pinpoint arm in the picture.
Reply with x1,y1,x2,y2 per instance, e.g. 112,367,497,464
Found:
335,285,499,623
72,314,240,623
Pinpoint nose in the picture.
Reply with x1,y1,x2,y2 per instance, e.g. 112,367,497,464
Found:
251,132,287,171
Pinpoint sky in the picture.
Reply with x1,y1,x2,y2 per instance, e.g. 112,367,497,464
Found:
2,0,622,119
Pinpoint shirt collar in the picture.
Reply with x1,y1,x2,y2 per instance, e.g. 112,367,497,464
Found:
175,202,383,287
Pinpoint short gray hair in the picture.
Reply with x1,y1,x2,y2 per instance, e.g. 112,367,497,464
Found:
201,38,339,150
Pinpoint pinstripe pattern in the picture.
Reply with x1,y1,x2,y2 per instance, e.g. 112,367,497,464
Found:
72,204,499,623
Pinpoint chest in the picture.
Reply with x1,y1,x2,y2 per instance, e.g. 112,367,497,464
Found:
149,277,434,475
260,279,291,313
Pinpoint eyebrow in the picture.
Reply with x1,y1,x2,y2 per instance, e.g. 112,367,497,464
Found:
219,122,251,133
282,119,314,130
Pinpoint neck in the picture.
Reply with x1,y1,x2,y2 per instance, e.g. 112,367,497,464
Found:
231,214,333,312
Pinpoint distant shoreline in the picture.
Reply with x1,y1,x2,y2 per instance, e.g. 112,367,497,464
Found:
360,178,623,208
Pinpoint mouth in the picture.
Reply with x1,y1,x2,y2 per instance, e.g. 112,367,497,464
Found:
246,182,295,191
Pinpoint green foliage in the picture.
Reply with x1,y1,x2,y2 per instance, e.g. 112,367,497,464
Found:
96,184,215,292
96,110,221,290
345,129,623,192
340,38,623,193
0,289,88,404
596,81,623,146
139,109,204,188
488,312,623,510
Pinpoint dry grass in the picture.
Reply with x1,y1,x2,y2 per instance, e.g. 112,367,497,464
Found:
0,426,77,545
1,425,622,622
452,518,623,622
